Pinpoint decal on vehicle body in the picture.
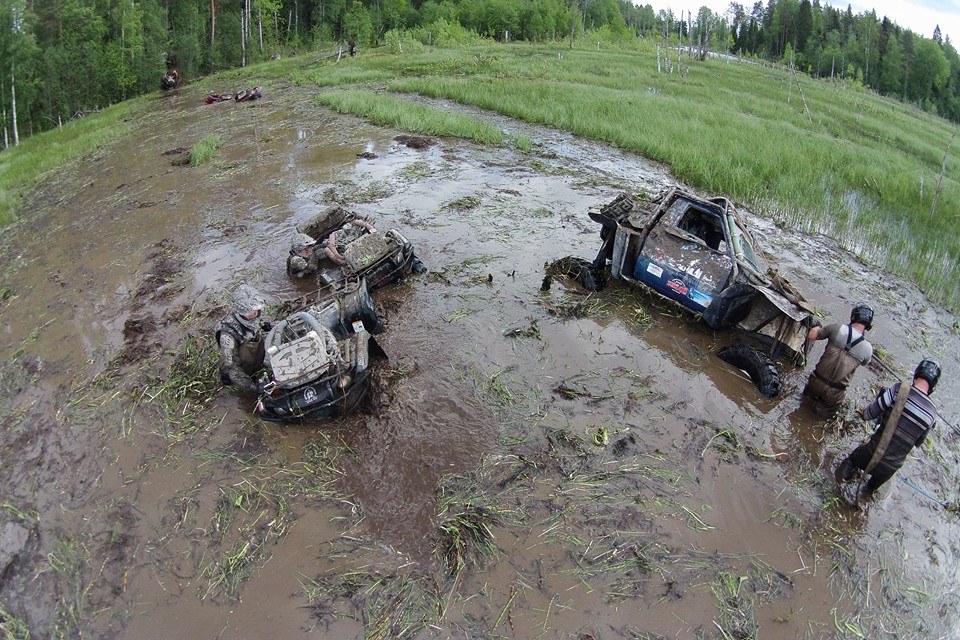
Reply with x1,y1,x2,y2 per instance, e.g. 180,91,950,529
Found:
688,289,713,308
666,278,690,295
646,263,664,278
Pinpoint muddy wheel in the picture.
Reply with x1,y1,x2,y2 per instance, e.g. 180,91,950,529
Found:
544,256,607,292
717,344,783,398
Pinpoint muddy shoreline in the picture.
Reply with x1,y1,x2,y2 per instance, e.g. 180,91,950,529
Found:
1,80,958,639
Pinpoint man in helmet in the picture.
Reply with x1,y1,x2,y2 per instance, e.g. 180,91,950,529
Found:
215,284,270,394
287,217,378,277
835,359,940,499
287,233,321,278
802,303,875,417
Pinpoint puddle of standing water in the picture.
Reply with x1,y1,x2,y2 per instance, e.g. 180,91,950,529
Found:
0,80,958,639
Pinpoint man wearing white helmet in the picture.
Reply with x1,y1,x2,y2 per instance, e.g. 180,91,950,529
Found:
287,217,378,278
287,233,321,278
215,284,270,394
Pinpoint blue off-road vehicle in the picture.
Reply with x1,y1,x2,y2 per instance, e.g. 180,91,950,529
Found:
550,187,818,397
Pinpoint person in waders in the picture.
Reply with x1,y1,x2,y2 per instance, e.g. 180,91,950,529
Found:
802,303,874,417
215,284,271,395
835,359,940,501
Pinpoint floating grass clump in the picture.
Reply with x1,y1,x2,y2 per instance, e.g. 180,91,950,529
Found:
189,134,223,166
301,565,441,639
47,536,92,639
436,502,501,576
148,332,222,441
0,605,30,640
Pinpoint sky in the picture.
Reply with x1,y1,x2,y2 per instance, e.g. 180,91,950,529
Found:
648,0,960,44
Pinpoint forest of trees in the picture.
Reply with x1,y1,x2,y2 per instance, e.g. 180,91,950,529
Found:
1,0,958,146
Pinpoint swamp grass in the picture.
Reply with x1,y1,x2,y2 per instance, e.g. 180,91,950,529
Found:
315,89,515,149
295,42,960,312
189,134,223,166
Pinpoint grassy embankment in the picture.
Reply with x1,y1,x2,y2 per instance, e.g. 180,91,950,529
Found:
0,99,142,227
293,42,960,313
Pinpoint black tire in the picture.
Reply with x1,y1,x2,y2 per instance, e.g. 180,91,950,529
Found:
544,256,607,292
717,344,783,398
577,264,606,291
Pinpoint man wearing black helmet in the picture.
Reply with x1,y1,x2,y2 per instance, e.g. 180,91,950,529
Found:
802,303,874,417
835,359,940,499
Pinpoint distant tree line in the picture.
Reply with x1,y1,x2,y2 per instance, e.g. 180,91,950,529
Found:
1,0,957,146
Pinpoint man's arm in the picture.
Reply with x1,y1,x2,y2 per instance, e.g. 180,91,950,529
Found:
860,383,896,421
219,334,258,394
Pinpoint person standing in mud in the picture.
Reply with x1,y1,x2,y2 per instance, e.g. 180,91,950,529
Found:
835,359,940,499
802,303,874,417
215,284,270,394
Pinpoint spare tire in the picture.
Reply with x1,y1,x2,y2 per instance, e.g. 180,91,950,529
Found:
717,344,783,398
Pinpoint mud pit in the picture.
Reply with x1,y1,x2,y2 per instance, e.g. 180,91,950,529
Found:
1,79,959,639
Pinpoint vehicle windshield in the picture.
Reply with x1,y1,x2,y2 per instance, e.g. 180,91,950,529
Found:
676,204,726,252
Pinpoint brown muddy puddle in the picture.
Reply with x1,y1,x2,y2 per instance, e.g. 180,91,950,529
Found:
1,77,960,639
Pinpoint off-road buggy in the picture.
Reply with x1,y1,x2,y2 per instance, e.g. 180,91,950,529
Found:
287,204,423,290
255,277,383,422
548,187,818,397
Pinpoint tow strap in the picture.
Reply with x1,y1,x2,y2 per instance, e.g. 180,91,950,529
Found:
865,380,913,475
844,324,865,352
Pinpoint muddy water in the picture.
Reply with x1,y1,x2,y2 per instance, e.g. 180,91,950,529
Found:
1,77,959,640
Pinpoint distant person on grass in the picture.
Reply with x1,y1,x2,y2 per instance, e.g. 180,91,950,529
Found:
802,303,874,417
835,359,940,500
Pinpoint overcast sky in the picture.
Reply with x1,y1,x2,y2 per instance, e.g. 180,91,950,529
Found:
648,0,958,44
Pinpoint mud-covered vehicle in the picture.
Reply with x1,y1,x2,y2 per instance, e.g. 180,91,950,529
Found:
256,277,383,422
288,205,423,290
564,187,818,396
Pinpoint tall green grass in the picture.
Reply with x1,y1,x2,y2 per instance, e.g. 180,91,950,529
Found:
298,43,960,311
315,89,506,146
0,99,140,226
189,134,223,166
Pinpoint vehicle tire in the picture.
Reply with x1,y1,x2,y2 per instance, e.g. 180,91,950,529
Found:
544,256,606,292
717,344,783,398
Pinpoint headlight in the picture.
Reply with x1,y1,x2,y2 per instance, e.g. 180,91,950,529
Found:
338,374,353,390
